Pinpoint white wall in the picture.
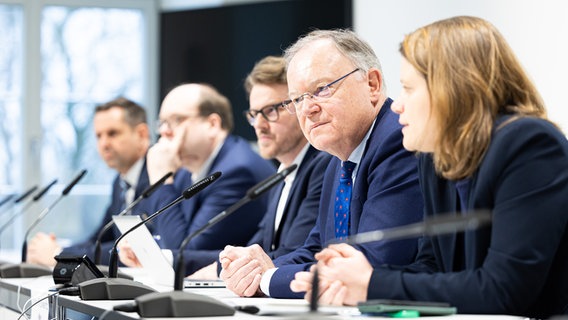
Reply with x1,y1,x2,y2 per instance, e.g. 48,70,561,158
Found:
354,0,568,133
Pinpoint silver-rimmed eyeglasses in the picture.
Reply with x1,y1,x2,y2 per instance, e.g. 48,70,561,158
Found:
285,68,360,114
243,100,291,126
155,114,197,134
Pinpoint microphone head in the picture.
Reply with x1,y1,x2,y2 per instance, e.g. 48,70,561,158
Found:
62,169,87,195
14,185,39,203
282,163,298,175
182,172,222,199
246,164,298,200
142,171,174,198
32,179,58,201
0,194,16,207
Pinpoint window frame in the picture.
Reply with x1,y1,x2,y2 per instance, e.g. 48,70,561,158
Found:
0,0,158,250
20,0,158,188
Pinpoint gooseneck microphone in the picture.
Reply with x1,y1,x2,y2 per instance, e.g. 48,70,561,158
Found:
78,171,221,301
174,164,298,290
32,179,58,201
0,177,81,278
0,194,17,219
1,185,40,220
0,182,56,268
21,170,87,262
0,194,16,209
114,165,298,318
0,195,17,222
0,182,56,248
94,171,174,265
107,171,221,278
0,186,38,235
1,186,37,231
327,210,492,246
14,185,39,204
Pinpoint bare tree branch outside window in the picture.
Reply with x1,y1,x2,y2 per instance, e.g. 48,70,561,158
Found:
0,5,23,189
38,6,145,243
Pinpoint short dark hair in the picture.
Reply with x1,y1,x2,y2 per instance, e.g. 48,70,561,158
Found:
95,97,147,127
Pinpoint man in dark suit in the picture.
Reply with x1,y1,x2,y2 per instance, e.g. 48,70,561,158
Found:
26,97,151,266
188,56,332,279
117,83,275,275
219,30,424,298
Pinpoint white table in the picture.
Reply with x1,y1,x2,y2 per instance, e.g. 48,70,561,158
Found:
1,274,527,320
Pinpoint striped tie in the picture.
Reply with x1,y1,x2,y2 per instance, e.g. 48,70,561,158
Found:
119,179,131,212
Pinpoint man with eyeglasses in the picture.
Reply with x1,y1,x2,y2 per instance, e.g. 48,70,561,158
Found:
219,29,423,299
116,83,276,276
187,56,333,280
27,97,152,267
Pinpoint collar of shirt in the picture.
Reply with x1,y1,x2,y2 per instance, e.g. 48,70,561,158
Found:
346,118,376,184
276,142,310,184
120,157,144,190
272,142,311,237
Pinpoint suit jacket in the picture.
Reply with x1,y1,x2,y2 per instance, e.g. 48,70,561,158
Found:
61,158,151,265
207,146,331,277
251,147,333,259
269,99,424,298
149,135,276,274
369,116,568,318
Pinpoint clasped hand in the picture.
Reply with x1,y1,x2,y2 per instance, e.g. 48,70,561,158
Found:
290,243,373,306
219,244,274,297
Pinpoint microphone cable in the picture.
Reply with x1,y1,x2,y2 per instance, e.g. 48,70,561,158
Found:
17,291,58,320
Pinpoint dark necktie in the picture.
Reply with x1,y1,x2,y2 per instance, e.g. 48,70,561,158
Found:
334,161,355,240
119,179,131,212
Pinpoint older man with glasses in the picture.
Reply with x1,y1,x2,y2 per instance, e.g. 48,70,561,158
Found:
116,83,275,276
219,29,424,299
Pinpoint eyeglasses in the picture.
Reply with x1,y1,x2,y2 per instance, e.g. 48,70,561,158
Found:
286,68,360,114
243,100,291,126
155,114,197,134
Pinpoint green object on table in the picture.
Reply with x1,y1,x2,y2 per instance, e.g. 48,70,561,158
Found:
388,310,420,318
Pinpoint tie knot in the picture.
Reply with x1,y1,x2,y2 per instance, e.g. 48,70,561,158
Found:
119,179,131,192
341,161,356,175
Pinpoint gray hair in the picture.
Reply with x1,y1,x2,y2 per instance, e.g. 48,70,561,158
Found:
283,29,385,93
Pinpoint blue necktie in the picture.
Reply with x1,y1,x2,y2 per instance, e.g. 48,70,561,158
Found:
334,161,356,240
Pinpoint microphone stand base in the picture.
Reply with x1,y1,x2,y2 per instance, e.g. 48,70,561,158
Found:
96,265,134,280
78,277,156,300
128,290,235,317
0,263,52,278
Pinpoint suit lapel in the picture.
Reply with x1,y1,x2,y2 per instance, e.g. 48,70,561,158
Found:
134,157,149,199
265,183,284,250
271,146,318,249
440,188,459,272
